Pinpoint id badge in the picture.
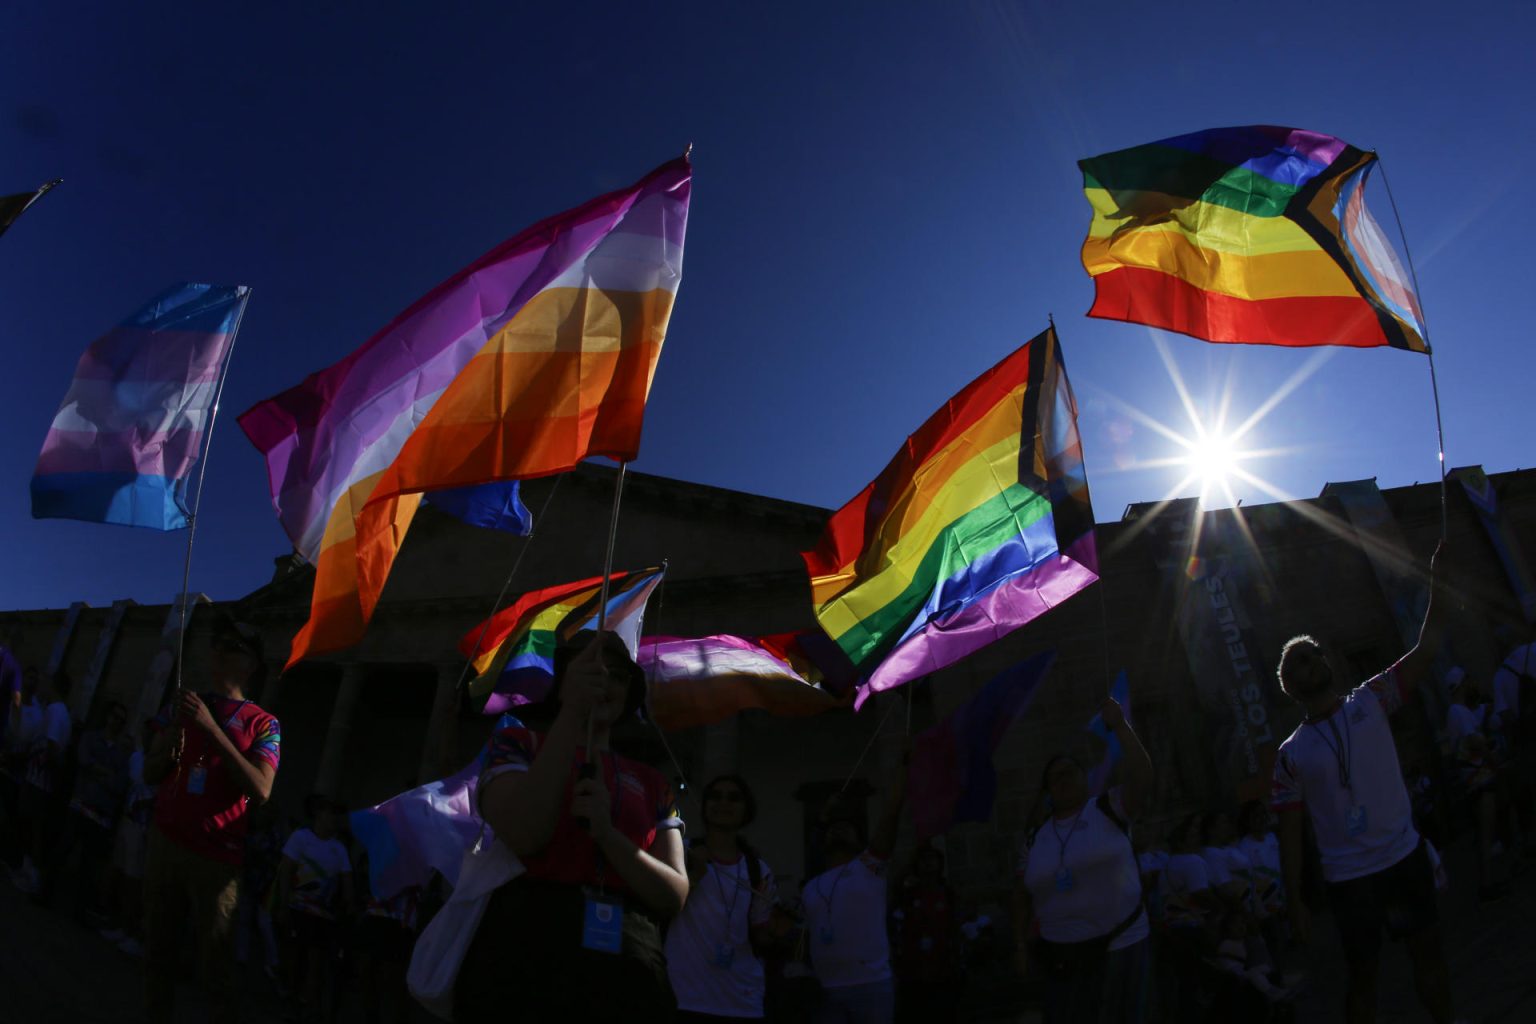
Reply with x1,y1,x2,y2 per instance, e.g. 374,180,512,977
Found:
819,924,835,945
581,897,624,954
186,765,207,795
1346,805,1368,837
1054,867,1074,892
712,943,736,969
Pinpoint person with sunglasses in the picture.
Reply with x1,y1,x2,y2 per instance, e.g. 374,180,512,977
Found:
142,620,280,1023
667,774,780,1022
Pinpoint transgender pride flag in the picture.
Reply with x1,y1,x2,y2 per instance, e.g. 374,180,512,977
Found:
31,283,249,530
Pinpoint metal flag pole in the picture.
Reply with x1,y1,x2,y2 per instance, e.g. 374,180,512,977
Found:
1375,155,1449,539
174,287,252,695
20,179,63,216
587,461,631,753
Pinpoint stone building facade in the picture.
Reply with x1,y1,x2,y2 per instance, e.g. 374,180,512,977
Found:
4,463,1534,909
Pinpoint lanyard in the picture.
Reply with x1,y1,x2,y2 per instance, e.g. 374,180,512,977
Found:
816,861,854,922
1308,704,1353,791
1050,803,1089,874
711,858,745,936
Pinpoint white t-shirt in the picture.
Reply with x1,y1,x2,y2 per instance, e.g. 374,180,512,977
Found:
1237,832,1283,913
282,828,353,919
1271,668,1419,883
1198,847,1234,890
1446,703,1489,744
666,852,776,1018
802,851,892,988
1161,853,1212,929
1492,643,1530,723
1016,790,1148,952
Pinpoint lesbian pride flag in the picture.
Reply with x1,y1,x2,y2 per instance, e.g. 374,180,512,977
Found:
240,158,689,667
32,282,249,530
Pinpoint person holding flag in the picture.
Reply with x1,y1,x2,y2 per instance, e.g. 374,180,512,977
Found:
456,630,688,1020
1013,696,1152,1024
1271,542,1457,1024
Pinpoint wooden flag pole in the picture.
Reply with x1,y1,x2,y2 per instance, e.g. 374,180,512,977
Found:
173,288,252,696
1375,155,1449,540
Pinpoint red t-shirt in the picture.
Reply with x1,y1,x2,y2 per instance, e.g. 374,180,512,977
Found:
152,694,281,865
479,725,682,894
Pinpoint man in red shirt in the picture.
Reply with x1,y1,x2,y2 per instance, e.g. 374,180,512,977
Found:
142,620,280,1022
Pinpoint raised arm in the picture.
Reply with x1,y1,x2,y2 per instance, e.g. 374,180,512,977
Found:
478,642,604,857
1100,697,1152,817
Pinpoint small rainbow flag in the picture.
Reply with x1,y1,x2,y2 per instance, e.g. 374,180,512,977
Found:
461,567,665,714
803,327,1098,708
240,157,689,668
1079,125,1425,352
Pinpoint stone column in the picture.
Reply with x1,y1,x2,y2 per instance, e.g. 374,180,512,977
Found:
314,664,363,797
417,663,463,784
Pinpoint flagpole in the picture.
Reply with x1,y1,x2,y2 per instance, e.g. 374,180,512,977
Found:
20,179,62,217
1048,315,1117,696
173,288,252,695
1375,155,1448,540
595,462,630,632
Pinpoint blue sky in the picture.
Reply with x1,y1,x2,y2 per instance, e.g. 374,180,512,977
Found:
1,1,1530,610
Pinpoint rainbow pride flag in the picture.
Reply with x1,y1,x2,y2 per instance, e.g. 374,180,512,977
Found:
1079,126,1425,352
32,283,249,530
639,634,848,731
240,158,689,667
804,327,1098,709
462,567,665,714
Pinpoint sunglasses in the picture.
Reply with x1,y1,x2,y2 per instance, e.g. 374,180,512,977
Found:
705,790,745,804
213,638,254,656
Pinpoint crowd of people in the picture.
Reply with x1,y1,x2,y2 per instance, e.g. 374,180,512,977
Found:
3,541,1535,1023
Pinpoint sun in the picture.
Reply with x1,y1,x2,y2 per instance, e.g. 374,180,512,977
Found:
1185,431,1238,493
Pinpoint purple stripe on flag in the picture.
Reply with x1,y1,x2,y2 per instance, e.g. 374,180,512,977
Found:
238,162,687,552
858,532,1097,708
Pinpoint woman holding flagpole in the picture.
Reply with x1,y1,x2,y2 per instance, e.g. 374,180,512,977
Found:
456,630,688,1020
1013,697,1153,1024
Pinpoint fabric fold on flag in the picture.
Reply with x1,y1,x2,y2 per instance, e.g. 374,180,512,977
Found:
239,157,690,668
1078,125,1425,352
908,650,1056,842
803,326,1098,709
350,713,519,900
639,634,849,731
462,567,665,714
31,282,249,530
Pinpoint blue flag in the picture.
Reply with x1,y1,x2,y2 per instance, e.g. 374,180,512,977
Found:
425,480,532,535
